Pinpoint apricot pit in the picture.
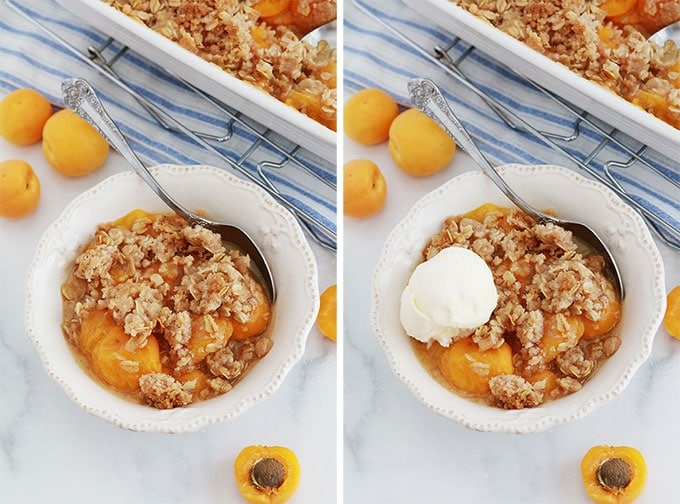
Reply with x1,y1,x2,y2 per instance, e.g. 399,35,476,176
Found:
581,445,647,503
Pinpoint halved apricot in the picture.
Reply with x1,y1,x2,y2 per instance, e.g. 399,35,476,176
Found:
90,332,162,393
600,0,637,18
234,445,300,504
439,337,514,395
582,290,622,339
581,445,647,503
462,202,508,222
252,0,290,18
540,313,585,362
664,285,680,339
187,314,233,363
231,283,272,340
176,369,211,397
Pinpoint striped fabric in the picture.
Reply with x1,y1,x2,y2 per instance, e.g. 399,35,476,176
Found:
0,0,336,247
345,0,680,248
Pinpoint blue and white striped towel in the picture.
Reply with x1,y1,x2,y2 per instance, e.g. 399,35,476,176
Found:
0,0,336,245
345,0,679,247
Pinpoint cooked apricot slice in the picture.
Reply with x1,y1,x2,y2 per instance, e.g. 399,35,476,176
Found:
80,309,161,392
90,331,162,393
253,0,290,17
317,284,337,341
632,90,671,122
250,25,272,48
79,309,114,355
526,369,559,397
319,61,336,89
112,208,150,229
234,445,300,504
438,337,514,395
286,91,322,121
187,314,233,363
600,0,637,17
540,313,585,362
231,283,272,340
462,202,508,222
597,26,618,49
664,285,680,339
176,369,211,398
581,445,647,503
582,288,622,339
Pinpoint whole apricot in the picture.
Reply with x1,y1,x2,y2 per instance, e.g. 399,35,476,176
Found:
664,285,680,339
343,158,387,218
343,88,399,145
0,88,53,146
0,159,40,218
388,108,456,176
317,284,337,341
42,109,109,177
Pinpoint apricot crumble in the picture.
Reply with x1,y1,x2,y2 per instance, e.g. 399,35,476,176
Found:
410,204,622,409
61,210,272,409
104,0,337,130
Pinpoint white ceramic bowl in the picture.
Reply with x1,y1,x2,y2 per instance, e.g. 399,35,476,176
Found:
372,164,666,433
25,164,319,433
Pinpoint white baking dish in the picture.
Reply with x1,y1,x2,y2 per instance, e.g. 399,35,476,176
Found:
403,0,680,162
56,0,336,162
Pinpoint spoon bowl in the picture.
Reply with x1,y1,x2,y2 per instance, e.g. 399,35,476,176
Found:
61,77,276,302
407,77,625,300
301,19,337,49
649,19,680,46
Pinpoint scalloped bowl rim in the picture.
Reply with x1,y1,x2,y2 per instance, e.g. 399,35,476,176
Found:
24,164,319,433
371,164,666,433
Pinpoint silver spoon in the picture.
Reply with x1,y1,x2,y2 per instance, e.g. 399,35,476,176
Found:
649,20,680,46
61,77,276,303
407,77,625,300
301,19,336,49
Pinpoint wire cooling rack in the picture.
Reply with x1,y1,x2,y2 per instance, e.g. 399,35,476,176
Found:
4,0,337,252
351,0,680,250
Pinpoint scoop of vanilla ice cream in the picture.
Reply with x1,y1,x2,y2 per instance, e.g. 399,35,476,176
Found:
400,246,498,346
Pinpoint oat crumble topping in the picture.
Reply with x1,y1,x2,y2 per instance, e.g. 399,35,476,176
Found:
61,211,273,409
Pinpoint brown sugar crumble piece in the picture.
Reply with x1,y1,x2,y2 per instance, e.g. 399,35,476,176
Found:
489,374,543,409
139,373,192,409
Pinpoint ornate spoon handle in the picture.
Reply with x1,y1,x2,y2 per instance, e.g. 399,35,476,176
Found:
61,78,192,221
407,77,552,223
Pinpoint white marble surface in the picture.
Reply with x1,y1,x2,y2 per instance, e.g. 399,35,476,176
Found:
343,138,680,503
0,125,337,503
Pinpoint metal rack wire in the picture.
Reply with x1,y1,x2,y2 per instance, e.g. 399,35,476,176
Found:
4,0,337,252
352,0,680,250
